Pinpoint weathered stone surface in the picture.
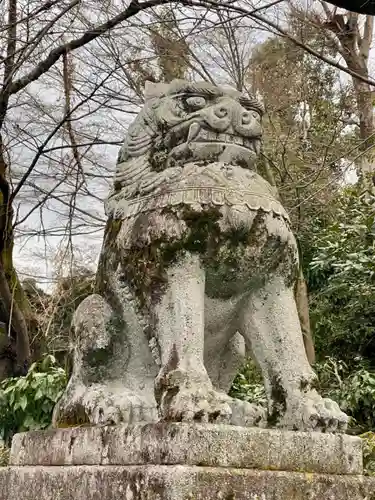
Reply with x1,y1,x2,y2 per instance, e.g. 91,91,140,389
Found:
1,465,375,500
53,78,348,433
10,423,362,475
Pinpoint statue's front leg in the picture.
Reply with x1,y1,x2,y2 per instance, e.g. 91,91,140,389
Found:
239,275,348,433
153,253,231,423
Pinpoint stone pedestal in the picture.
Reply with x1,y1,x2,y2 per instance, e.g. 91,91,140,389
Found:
1,423,375,499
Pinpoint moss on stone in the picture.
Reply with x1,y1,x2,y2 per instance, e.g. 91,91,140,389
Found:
55,402,90,427
119,205,299,314
119,205,261,312
81,315,123,384
83,346,113,369
150,146,170,172
267,374,288,427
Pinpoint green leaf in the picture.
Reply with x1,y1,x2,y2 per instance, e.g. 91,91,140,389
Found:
22,415,38,430
34,388,44,401
19,394,28,411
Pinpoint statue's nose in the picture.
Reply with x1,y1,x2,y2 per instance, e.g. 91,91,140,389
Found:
213,103,258,127
208,100,261,135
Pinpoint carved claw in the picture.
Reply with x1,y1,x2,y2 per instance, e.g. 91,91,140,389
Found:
155,368,232,424
277,390,348,433
227,397,267,428
158,387,232,424
53,385,158,427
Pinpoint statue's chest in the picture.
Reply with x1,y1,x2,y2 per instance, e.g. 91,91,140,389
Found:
164,163,287,219
112,203,298,300
106,162,290,224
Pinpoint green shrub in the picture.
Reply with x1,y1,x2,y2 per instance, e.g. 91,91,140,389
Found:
231,355,375,434
361,432,375,475
230,359,267,406
307,189,375,366
316,356,375,433
0,354,67,444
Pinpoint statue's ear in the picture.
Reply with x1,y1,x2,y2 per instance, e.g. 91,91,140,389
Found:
144,81,169,101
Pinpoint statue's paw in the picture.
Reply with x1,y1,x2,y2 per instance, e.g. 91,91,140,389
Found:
84,387,158,425
159,387,232,423
304,395,348,433
156,369,232,424
227,397,267,428
53,384,158,427
280,391,348,433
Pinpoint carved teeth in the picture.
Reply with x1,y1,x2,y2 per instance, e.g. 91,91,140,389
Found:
187,122,201,143
242,138,254,151
184,127,259,154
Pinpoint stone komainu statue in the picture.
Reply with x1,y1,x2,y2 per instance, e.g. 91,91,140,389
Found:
53,80,348,432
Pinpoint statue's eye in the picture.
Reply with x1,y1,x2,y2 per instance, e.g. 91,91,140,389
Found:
184,96,206,110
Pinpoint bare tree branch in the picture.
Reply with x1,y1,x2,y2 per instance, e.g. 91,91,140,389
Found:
7,0,81,89
189,0,375,87
7,0,173,96
10,66,117,202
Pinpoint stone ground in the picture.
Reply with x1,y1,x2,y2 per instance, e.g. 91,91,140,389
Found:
2,423,375,499
1,465,375,499
9,423,363,475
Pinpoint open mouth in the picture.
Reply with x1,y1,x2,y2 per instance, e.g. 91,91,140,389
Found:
167,121,261,158
188,129,261,155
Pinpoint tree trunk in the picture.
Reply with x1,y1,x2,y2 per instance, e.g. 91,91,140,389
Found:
295,267,315,364
0,142,31,379
324,13,374,186
0,0,32,380
353,78,375,185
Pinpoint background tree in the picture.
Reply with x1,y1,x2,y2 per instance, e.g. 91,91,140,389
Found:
291,3,375,188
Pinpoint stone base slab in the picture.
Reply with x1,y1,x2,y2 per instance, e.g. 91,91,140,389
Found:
1,464,375,500
10,423,363,475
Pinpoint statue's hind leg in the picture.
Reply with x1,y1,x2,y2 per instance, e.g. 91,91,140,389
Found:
206,331,245,394
205,317,266,427
53,293,158,427
153,252,232,423
238,275,348,433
